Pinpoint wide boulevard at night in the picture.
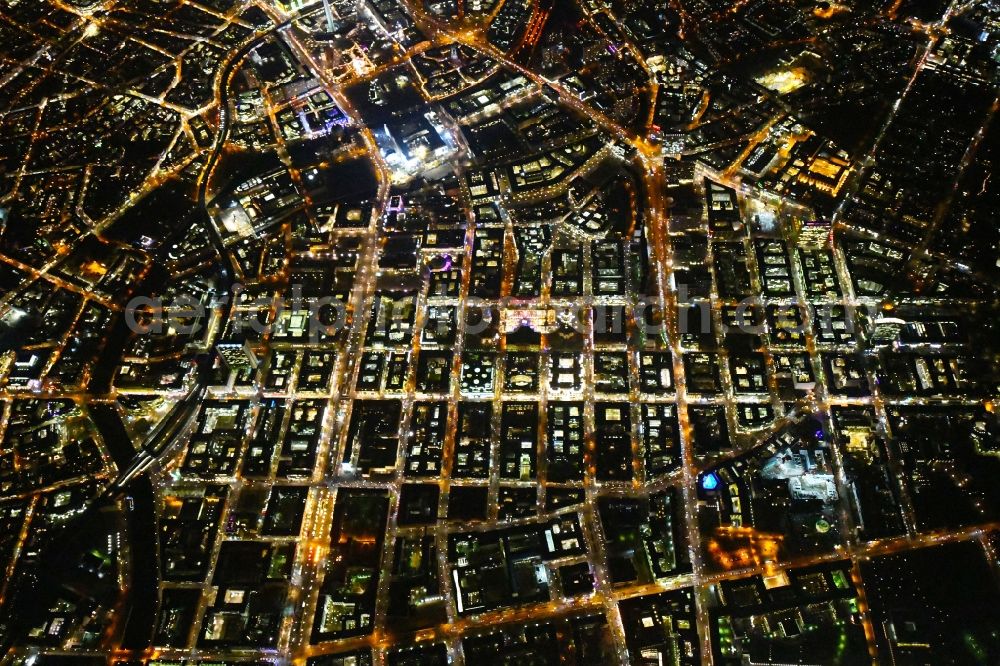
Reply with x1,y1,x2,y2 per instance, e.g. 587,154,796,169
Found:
0,0,999,664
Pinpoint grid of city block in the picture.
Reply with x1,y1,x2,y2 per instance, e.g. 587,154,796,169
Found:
0,0,999,664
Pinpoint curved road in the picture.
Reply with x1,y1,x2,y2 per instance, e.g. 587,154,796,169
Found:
0,19,297,655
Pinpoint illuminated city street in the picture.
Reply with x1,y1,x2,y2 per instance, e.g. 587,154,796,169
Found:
0,0,999,665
